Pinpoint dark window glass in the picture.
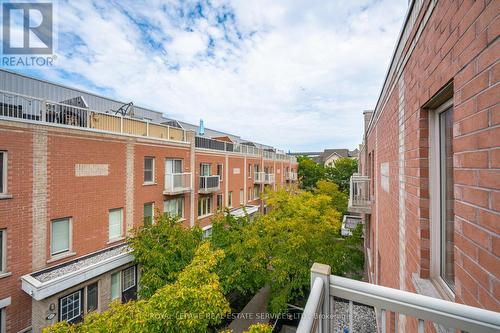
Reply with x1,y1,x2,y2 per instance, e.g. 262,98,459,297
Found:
143,203,153,226
87,282,98,312
144,157,154,183
439,108,455,290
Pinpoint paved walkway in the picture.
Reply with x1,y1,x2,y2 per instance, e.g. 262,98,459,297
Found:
228,286,271,333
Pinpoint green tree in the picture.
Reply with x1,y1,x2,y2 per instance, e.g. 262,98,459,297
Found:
297,156,325,190
324,157,358,193
44,243,230,333
313,179,348,215
127,213,201,298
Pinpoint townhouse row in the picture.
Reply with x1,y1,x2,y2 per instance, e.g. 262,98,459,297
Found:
349,0,499,332
0,70,298,333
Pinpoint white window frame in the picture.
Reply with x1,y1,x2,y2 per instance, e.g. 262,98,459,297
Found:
248,164,252,178
429,99,455,300
143,156,155,184
108,208,124,242
202,225,212,239
163,197,184,219
217,163,223,182
59,290,82,323
217,193,223,210
200,163,212,176
143,202,154,225
50,218,72,257
239,189,244,205
198,196,212,217
228,191,233,208
0,151,7,195
111,271,121,301
122,266,136,292
0,230,6,274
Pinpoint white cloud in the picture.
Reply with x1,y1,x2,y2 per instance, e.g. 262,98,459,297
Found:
30,0,407,151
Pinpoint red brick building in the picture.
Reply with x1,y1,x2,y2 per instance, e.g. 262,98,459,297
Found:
352,0,499,331
0,70,298,332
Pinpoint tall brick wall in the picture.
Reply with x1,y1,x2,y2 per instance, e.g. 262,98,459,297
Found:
362,1,499,329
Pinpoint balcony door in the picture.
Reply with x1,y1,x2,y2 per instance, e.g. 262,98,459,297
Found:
166,159,183,188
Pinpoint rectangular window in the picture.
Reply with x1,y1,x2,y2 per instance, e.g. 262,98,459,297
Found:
144,157,155,183
439,107,455,290
253,185,260,199
202,226,212,239
240,189,244,205
0,151,6,194
217,164,223,181
51,218,70,256
254,164,259,172
166,159,182,173
248,164,252,177
143,203,154,226
111,272,121,300
228,191,233,207
164,198,184,218
108,208,123,241
198,196,212,217
86,282,98,313
0,230,5,273
59,290,82,323
248,187,252,201
122,266,136,291
200,163,211,176
217,194,223,210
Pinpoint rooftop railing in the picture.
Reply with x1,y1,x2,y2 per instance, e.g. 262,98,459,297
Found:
0,89,187,142
298,263,500,333
348,173,371,214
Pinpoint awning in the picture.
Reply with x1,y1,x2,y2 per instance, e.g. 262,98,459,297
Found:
21,244,134,300
226,205,260,217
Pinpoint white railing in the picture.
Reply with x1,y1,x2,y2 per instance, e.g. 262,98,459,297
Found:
286,172,298,181
341,215,363,237
254,171,265,183
348,173,371,213
298,263,500,333
264,173,275,184
0,89,187,142
164,172,192,195
199,175,220,193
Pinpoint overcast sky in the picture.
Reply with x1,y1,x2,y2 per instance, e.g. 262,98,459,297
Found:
14,0,407,152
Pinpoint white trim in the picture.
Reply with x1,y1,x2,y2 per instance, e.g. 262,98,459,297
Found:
143,156,155,184
21,250,134,301
0,297,11,309
59,290,82,322
429,99,455,300
0,229,6,274
122,266,136,292
50,218,73,257
108,208,124,241
0,151,7,195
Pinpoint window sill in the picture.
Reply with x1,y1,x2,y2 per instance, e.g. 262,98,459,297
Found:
0,194,13,200
0,272,12,279
107,237,125,245
47,251,77,264
197,213,214,220
142,182,157,186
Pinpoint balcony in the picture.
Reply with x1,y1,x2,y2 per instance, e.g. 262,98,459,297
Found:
348,173,371,214
0,90,187,142
164,172,192,195
254,171,265,184
297,263,500,333
199,175,220,193
264,173,275,184
285,172,298,181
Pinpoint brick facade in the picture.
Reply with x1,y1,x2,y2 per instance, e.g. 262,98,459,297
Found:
357,0,499,331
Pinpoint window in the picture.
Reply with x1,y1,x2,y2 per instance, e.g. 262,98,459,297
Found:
51,218,70,256
165,159,182,174
164,198,184,218
202,226,212,239
59,290,82,323
111,272,121,300
248,164,252,178
143,203,154,226
217,194,223,210
239,189,244,205
198,196,212,217
0,152,6,195
430,100,455,293
0,307,4,333
217,164,223,181
254,164,259,173
108,208,123,241
86,282,98,312
253,185,260,199
248,187,252,201
228,191,233,207
0,230,5,273
200,163,211,176
122,266,136,291
144,157,155,183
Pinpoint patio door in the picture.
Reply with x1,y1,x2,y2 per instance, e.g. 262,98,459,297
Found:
166,159,183,188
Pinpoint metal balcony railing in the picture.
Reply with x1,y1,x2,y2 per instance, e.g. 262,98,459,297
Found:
164,172,192,195
199,175,220,193
254,171,265,183
348,173,371,214
0,90,187,142
285,172,298,181
264,173,275,184
298,263,500,333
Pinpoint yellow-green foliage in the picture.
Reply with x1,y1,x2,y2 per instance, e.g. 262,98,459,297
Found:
244,323,273,333
43,243,230,333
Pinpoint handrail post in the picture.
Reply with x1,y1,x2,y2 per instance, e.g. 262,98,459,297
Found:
311,263,331,333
